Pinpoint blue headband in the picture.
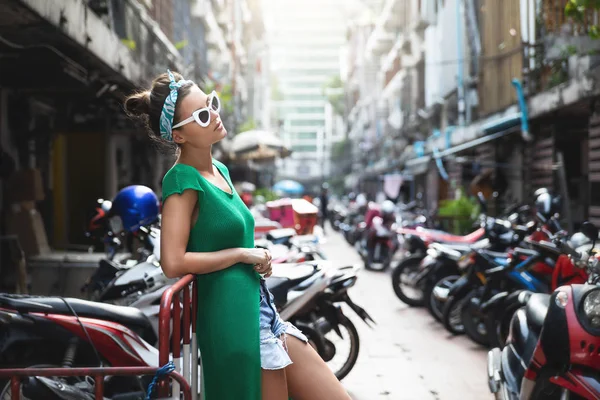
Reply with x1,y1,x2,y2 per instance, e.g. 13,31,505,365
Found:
159,69,194,141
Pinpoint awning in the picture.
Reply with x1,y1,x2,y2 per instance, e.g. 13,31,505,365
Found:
437,127,520,158
405,156,431,176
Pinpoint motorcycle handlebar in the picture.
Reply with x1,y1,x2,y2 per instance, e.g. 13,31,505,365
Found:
121,279,148,296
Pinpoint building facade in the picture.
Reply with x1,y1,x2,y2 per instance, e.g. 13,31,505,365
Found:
263,0,347,184
0,0,261,253
343,0,600,231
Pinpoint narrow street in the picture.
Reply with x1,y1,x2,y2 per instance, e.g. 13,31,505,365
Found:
320,228,490,400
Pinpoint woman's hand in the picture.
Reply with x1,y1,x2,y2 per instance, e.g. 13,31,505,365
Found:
254,260,273,277
243,248,273,277
242,248,271,264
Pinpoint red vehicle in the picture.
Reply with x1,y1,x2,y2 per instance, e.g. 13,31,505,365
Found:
488,222,600,400
0,277,198,399
358,201,398,272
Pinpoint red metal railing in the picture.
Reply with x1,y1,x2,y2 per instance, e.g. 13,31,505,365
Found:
0,274,198,399
0,367,191,399
158,274,198,398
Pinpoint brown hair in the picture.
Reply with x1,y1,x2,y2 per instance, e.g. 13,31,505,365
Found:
124,71,194,147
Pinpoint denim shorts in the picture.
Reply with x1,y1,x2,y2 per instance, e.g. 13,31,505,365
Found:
259,279,308,370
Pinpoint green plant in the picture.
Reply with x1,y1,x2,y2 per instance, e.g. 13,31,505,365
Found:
546,58,569,89
175,39,189,50
121,38,136,50
204,82,235,133
437,190,480,234
565,0,600,38
331,139,351,160
323,75,345,116
254,188,279,202
239,118,257,133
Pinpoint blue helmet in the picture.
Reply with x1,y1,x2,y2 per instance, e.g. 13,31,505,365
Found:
111,185,160,233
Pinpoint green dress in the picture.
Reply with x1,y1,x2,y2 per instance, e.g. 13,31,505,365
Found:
162,160,261,400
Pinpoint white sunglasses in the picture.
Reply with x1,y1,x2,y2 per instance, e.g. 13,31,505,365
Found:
172,90,220,129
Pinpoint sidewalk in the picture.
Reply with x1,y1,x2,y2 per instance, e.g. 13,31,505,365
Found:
320,228,490,400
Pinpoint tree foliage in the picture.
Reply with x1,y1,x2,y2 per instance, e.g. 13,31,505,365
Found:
331,138,351,160
239,118,257,132
204,82,236,133
565,0,600,38
323,75,345,116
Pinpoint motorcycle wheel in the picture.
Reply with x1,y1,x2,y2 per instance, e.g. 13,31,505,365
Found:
364,244,390,272
442,294,466,335
425,271,460,323
486,303,522,349
461,290,490,347
391,254,426,307
530,377,582,400
307,314,360,381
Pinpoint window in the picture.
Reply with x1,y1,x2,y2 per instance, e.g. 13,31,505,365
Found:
292,144,317,152
277,70,338,77
296,132,317,139
287,94,325,102
278,104,324,114
289,120,324,127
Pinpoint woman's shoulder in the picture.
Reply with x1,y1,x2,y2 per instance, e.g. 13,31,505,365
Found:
163,163,200,183
162,163,204,200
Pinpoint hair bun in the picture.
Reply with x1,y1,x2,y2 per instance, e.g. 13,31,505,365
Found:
124,91,151,117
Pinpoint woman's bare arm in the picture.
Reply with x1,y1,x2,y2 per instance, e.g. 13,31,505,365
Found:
160,190,268,278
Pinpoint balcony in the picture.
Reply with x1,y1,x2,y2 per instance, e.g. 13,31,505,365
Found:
193,0,229,56
365,27,395,57
12,0,182,87
479,0,600,115
380,0,407,32
382,64,404,100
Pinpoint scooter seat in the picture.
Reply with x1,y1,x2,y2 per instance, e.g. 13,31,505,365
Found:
0,294,157,344
436,243,473,253
265,263,319,307
428,228,485,244
266,228,297,246
525,293,550,334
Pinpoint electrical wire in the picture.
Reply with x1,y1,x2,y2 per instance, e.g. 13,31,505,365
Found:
59,298,104,368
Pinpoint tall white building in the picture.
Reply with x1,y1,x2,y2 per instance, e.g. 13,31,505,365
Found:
263,0,347,184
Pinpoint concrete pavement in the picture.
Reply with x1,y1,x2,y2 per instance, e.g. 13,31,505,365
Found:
319,227,491,400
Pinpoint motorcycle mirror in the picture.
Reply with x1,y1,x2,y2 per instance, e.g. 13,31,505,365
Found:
581,221,599,242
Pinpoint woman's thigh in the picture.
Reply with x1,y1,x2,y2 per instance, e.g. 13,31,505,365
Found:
261,368,288,400
284,336,351,400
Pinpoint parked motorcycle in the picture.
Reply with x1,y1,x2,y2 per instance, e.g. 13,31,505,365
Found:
481,232,590,349
487,221,600,400
0,293,159,398
267,261,374,380
358,200,398,271
392,211,520,308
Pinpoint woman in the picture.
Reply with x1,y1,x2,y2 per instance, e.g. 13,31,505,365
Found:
124,71,350,400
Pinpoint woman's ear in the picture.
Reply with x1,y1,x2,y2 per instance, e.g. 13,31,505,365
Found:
172,131,185,144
